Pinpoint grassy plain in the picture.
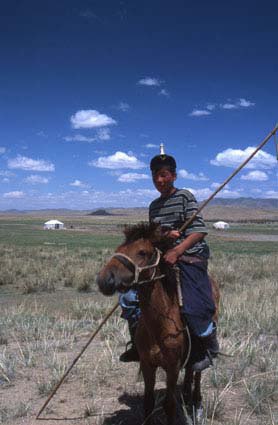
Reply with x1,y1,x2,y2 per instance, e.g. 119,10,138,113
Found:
0,213,277,425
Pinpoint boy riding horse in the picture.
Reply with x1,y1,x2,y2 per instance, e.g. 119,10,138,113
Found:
119,151,219,372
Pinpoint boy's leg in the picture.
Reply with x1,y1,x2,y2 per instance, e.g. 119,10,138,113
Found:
185,316,219,372
119,289,140,362
178,261,219,372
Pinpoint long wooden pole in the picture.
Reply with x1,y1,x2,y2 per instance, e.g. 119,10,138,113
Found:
178,124,278,233
36,301,119,419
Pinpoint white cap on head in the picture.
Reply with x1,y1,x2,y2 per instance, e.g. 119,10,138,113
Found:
160,143,165,155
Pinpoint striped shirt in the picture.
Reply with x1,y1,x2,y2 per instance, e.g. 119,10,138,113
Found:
149,188,209,258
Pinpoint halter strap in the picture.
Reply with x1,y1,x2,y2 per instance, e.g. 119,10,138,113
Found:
111,248,165,286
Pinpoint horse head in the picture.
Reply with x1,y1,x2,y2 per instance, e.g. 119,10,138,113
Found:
97,222,170,296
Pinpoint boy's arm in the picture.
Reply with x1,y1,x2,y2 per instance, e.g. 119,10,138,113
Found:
163,232,205,265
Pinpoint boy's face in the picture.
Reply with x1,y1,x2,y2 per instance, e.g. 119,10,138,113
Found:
152,166,176,197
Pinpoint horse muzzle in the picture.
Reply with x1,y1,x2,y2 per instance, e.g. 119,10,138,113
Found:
97,269,117,296
97,267,131,296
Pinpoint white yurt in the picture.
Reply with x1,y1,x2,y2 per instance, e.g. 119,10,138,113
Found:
213,221,230,230
44,220,64,230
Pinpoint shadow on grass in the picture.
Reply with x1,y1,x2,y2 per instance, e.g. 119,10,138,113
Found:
103,389,190,425
102,392,144,425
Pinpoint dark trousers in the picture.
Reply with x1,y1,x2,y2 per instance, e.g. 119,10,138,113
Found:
178,261,216,335
119,261,216,337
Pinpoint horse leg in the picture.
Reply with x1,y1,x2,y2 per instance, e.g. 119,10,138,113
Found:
141,361,157,425
182,367,193,415
164,367,179,425
192,371,203,422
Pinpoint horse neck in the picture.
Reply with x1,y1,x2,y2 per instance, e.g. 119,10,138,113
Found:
137,270,181,327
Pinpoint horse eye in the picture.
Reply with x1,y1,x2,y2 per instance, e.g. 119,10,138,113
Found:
138,250,147,257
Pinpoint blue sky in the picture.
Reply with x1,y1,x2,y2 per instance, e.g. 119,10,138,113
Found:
1,0,278,210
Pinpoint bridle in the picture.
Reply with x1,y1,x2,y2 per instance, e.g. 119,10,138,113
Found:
111,246,192,368
111,247,165,287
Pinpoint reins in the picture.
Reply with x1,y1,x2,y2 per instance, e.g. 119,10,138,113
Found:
111,247,165,286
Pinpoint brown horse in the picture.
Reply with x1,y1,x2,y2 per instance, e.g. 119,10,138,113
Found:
97,222,219,425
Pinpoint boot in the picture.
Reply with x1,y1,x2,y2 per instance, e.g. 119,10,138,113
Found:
192,329,219,372
119,322,140,362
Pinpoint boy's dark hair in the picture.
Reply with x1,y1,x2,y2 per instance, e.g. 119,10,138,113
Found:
150,154,176,173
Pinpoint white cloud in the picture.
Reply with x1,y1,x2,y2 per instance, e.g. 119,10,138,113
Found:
90,151,146,169
211,182,230,189
145,144,159,148
118,188,157,197
97,128,111,141
8,155,55,172
189,109,211,117
240,170,268,181
184,187,213,200
206,104,216,111
159,89,169,96
118,173,149,183
179,169,209,181
185,187,242,200
70,179,89,188
217,189,242,198
138,77,162,87
117,102,130,111
265,190,278,198
24,175,49,184
221,103,238,110
238,98,255,107
221,98,255,110
210,147,276,170
71,110,117,129
94,150,107,155
0,147,6,154
64,134,97,142
80,10,99,20
0,170,15,177
64,128,111,142
2,178,9,183
190,98,255,116
37,131,47,138
3,191,24,199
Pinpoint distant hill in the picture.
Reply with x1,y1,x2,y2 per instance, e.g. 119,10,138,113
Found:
88,209,113,216
209,197,278,210
1,198,278,222
0,209,27,214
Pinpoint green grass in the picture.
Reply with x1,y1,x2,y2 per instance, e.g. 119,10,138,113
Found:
0,224,122,249
211,223,278,235
0,216,277,424
209,239,277,255
1,220,277,255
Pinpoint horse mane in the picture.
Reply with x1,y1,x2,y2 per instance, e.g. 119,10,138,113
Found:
123,221,158,243
122,222,173,252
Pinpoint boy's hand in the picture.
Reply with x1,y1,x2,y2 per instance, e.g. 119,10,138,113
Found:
163,248,179,265
163,230,180,240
